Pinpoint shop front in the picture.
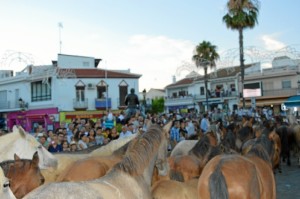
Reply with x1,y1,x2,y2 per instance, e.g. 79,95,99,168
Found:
7,107,59,133
60,110,105,124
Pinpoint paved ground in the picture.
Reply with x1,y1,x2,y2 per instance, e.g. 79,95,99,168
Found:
276,157,300,199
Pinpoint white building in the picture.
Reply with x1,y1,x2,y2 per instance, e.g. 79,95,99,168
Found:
0,54,141,132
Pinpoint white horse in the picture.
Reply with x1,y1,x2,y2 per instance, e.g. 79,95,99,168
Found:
170,140,197,157
0,167,16,199
24,122,171,199
0,126,57,170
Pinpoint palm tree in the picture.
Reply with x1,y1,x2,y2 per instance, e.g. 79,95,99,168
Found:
192,41,220,112
223,0,260,108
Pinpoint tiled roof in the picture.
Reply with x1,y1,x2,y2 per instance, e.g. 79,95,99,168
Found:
165,64,254,88
165,77,194,88
56,68,141,79
195,64,253,81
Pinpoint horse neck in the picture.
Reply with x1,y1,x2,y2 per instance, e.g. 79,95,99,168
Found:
0,133,22,161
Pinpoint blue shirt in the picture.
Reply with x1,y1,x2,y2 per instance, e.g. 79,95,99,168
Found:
48,144,63,153
170,126,180,142
200,118,209,133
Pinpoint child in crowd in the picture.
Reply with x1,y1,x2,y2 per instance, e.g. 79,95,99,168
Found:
95,128,105,145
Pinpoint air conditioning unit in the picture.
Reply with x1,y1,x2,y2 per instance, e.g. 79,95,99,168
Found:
87,83,95,89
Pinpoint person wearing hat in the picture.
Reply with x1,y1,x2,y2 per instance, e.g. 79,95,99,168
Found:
70,141,78,152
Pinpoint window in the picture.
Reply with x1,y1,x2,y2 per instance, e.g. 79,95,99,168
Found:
200,87,205,95
97,81,108,98
31,80,51,102
76,87,85,102
282,80,291,89
119,86,128,106
178,90,187,97
230,84,235,91
83,61,89,67
172,92,177,98
97,86,107,98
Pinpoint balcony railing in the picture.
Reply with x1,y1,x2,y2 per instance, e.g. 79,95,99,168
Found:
0,101,21,110
95,98,112,110
262,88,298,97
73,98,88,110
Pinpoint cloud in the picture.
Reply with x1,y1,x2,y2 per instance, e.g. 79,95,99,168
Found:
261,34,286,51
105,35,195,91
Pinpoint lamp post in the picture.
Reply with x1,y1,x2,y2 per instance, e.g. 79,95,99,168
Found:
142,89,146,105
297,80,300,95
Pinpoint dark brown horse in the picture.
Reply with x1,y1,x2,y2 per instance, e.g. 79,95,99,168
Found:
198,144,276,199
0,152,45,199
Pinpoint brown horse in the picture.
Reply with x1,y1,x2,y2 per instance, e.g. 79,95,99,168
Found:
292,124,300,166
198,144,276,199
242,131,281,173
151,154,198,199
57,137,135,182
0,152,45,199
24,122,171,199
151,178,198,199
168,132,221,182
41,134,138,183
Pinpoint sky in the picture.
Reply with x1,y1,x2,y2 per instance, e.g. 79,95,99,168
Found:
0,0,299,92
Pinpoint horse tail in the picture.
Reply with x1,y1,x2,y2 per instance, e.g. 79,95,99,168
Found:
209,158,229,199
169,170,184,182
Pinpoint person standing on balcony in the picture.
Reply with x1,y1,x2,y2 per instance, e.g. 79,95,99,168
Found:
124,88,139,123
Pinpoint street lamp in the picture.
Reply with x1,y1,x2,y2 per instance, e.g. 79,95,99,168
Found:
142,89,146,105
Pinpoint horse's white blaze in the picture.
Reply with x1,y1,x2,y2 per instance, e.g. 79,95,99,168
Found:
0,168,16,199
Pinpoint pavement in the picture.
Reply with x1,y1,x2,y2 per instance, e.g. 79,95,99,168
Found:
275,157,300,199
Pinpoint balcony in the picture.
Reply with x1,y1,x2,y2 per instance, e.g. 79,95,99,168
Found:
0,100,21,111
73,98,88,110
262,88,297,97
165,96,194,107
95,98,111,110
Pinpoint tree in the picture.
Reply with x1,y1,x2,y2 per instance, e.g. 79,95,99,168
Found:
151,97,165,114
192,41,220,112
223,0,260,108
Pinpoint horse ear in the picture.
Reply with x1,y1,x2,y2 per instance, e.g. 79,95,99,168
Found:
163,121,172,138
18,126,27,138
14,153,21,161
31,151,39,167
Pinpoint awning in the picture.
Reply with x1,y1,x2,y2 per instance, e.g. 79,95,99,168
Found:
284,95,300,107
239,98,286,107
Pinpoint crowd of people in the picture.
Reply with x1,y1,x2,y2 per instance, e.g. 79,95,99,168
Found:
13,103,295,154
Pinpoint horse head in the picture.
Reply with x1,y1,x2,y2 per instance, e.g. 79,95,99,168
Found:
155,121,172,177
1,151,44,199
12,125,58,169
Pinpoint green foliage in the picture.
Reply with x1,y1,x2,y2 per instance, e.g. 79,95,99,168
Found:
151,97,165,114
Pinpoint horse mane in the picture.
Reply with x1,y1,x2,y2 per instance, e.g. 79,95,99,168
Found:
112,124,163,176
246,144,271,163
188,135,211,158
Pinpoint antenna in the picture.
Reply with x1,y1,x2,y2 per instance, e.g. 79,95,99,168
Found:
58,22,63,54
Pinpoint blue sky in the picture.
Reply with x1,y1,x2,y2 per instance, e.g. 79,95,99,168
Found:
0,1,299,91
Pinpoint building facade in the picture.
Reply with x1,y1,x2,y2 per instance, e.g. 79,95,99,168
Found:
165,56,300,116
0,54,141,132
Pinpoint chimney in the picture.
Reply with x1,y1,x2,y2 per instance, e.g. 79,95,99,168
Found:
172,75,176,83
